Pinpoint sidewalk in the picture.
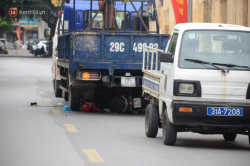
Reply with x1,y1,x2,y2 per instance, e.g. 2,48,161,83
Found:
5,49,51,58
8,48,30,55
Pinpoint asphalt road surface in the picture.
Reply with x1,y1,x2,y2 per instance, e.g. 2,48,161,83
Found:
0,53,249,166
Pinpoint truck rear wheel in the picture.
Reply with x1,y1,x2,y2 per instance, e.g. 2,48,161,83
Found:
65,92,68,101
223,133,237,141
62,90,68,101
145,104,159,138
68,88,80,110
248,132,250,145
54,79,62,97
162,109,177,145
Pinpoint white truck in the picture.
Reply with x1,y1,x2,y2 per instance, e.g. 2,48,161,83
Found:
143,23,250,146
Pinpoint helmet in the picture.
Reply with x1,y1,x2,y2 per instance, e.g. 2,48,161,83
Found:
82,101,94,112
82,100,100,112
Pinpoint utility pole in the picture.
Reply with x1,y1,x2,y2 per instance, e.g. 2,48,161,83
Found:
188,0,192,23
19,19,20,54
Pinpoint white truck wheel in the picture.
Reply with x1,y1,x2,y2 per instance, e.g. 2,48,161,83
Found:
223,133,237,141
145,104,159,138
163,109,177,145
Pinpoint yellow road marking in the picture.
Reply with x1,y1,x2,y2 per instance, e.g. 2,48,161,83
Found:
38,91,44,94
44,98,52,102
34,85,39,88
25,78,36,83
52,109,61,114
83,149,104,162
0,79,8,82
63,124,78,132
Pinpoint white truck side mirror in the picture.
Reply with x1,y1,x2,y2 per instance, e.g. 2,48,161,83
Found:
160,52,173,63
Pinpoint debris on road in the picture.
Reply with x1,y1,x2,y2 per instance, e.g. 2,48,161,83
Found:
63,105,77,111
30,102,37,106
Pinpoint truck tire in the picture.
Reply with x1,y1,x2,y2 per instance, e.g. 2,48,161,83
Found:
248,133,250,145
145,104,159,138
68,88,80,110
162,109,177,145
65,92,68,101
63,90,68,101
53,79,55,91
223,133,237,141
54,79,62,97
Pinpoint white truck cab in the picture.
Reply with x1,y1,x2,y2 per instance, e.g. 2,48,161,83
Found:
143,23,250,146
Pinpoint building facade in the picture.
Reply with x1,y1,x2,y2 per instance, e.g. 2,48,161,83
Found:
150,0,250,34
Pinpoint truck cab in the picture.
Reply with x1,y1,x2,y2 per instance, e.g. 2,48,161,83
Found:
143,23,250,145
62,1,150,32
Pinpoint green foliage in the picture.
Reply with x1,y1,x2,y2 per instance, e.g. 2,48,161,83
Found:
121,0,129,3
0,0,24,11
0,0,50,35
0,17,14,36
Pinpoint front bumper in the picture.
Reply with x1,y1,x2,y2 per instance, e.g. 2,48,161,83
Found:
172,101,250,128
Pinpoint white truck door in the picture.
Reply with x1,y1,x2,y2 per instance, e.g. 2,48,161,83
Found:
160,32,179,123
160,32,179,96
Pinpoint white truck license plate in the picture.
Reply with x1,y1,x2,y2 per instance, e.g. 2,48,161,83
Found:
207,107,243,116
133,98,141,108
121,77,136,87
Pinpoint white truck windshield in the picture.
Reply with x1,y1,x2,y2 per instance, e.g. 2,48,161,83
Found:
179,30,250,70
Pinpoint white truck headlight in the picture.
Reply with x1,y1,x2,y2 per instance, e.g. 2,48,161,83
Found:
179,83,194,94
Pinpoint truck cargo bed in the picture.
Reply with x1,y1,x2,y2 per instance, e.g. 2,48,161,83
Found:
57,32,169,75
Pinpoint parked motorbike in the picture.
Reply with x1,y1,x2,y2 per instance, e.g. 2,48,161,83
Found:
35,46,46,57
0,46,8,54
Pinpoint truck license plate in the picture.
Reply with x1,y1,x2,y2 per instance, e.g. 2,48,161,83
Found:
207,107,243,116
121,77,136,87
133,98,141,108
